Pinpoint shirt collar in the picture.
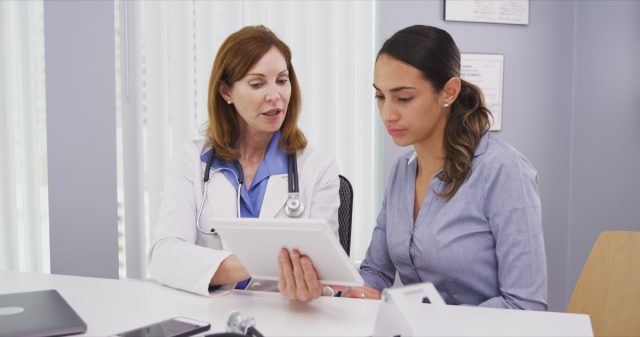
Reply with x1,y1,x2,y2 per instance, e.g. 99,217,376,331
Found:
200,131,288,186
201,146,234,171
407,151,418,165
473,131,490,157
256,131,288,178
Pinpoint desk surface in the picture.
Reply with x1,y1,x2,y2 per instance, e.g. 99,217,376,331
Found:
0,271,592,336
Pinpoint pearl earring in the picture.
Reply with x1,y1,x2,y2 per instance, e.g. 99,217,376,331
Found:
227,100,232,105
443,103,449,107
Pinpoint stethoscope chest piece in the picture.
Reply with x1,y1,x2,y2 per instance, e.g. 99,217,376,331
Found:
284,193,304,218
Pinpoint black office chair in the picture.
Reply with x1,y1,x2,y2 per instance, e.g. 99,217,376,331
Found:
338,175,354,256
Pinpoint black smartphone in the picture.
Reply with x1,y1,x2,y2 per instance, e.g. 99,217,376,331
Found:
111,317,211,337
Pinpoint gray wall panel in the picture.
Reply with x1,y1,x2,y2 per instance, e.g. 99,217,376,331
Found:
44,0,118,278
568,0,640,300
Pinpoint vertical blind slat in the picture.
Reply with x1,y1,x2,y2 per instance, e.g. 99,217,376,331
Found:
0,0,49,273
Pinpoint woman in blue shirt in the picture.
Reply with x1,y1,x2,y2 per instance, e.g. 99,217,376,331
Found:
346,25,548,309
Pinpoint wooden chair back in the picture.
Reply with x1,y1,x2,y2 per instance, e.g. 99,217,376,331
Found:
567,231,640,337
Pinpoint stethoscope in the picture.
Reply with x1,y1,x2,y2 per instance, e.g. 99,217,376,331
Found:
195,149,304,235
203,311,264,337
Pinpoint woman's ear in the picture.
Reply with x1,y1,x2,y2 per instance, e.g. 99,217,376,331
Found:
441,77,461,106
219,81,232,102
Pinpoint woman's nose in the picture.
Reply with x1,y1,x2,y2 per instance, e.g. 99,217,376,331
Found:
380,102,398,122
265,85,280,103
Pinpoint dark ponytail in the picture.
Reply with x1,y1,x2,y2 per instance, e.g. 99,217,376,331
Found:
441,80,491,199
378,25,491,200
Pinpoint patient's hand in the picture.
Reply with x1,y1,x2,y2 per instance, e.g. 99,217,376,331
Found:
337,284,381,300
277,248,323,302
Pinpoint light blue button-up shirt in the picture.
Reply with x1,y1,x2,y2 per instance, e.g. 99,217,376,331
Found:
360,132,548,310
200,131,288,218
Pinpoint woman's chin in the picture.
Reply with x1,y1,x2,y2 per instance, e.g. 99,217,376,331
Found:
390,136,412,148
257,123,284,134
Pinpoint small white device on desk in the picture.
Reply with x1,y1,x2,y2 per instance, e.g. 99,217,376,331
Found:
374,283,464,337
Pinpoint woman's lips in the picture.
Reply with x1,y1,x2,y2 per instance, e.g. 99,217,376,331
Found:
261,109,282,120
386,128,406,137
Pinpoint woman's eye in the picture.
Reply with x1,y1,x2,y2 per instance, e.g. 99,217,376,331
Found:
276,78,289,85
374,95,384,101
398,97,413,103
249,83,264,89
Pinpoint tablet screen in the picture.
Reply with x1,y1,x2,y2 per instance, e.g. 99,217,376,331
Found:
214,218,364,286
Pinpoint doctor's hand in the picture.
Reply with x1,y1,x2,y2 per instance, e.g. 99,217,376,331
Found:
277,248,323,302
210,254,251,286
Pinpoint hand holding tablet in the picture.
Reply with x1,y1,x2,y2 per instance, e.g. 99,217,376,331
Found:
277,248,325,301
213,218,364,293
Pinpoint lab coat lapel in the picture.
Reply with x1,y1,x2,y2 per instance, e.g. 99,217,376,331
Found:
207,173,238,218
259,174,288,218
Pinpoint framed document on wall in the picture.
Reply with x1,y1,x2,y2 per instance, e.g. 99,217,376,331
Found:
444,0,529,25
460,53,504,131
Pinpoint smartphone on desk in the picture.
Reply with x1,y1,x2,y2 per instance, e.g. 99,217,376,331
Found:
111,317,211,337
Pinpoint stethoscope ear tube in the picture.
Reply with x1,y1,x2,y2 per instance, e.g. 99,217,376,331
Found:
287,153,298,193
204,148,215,183
284,153,304,217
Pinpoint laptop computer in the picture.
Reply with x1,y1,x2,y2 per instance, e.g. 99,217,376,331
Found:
0,289,87,337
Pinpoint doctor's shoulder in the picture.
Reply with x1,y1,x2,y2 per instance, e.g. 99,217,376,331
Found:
164,140,211,176
295,146,339,177
168,139,208,161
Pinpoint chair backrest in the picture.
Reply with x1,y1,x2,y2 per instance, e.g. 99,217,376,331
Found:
567,231,640,337
338,175,353,256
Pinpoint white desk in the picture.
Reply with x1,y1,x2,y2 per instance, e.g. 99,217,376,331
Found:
0,271,592,336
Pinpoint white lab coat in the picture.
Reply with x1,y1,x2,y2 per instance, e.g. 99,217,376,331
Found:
147,140,340,296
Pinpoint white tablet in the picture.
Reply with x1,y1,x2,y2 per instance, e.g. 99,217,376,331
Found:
214,218,364,287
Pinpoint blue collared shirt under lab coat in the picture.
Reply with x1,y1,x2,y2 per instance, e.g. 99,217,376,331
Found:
360,132,548,310
200,131,288,218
